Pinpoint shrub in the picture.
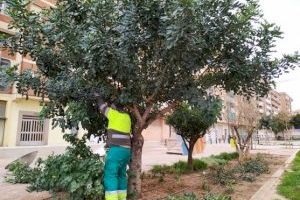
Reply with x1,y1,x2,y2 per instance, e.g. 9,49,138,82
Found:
7,135,104,200
172,161,189,174
201,157,227,167
28,138,104,200
192,159,208,171
6,161,39,184
212,155,269,186
213,152,239,161
212,166,236,185
150,165,173,176
238,157,269,175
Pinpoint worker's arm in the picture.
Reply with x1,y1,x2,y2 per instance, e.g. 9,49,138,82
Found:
94,93,110,117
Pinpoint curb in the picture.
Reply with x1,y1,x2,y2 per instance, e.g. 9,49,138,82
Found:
249,150,298,200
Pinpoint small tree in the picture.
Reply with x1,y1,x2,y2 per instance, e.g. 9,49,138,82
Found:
258,114,273,143
166,97,222,168
259,115,272,130
270,112,292,140
231,97,260,161
290,114,300,129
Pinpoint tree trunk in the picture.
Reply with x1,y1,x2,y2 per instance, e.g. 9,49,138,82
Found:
187,139,196,170
128,128,144,200
238,149,245,162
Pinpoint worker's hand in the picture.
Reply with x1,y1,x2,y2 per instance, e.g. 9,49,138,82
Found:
93,92,105,108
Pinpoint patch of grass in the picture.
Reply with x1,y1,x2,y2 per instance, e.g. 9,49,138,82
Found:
213,152,239,161
150,164,173,175
192,159,208,171
201,157,227,167
278,151,300,200
150,152,238,176
150,159,207,176
173,161,189,174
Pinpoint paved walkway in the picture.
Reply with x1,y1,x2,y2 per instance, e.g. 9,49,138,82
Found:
250,148,298,200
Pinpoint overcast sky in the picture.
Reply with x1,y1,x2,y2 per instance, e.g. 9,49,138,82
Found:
259,0,300,111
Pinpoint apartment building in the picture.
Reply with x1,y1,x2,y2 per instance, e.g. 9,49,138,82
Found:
279,92,293,114
257,91,292,116
204,88,293,144
0,0,71,147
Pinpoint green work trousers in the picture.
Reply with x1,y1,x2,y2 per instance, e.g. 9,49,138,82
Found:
104,146,131,200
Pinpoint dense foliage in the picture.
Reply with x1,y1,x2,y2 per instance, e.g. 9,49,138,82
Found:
290,114,300,129
6,161,39,184
258,115,272,130
212,155,269,185
7,136,104,200
166,100,222,167
270,112,292,139
5,0,299,195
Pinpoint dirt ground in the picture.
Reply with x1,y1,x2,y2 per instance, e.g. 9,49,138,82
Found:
141,153,288,200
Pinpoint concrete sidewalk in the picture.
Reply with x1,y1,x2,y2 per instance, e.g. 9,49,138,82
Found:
142,142,234,170
250,149,299,200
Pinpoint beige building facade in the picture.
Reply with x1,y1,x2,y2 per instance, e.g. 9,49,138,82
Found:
0,0,70,147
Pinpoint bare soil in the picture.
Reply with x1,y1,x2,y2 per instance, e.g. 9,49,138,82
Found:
141,153,288,200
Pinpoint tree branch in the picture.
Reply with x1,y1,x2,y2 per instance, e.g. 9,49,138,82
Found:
130,105,143,126
144,101,179,129
233,126,243,151
142,103,153,122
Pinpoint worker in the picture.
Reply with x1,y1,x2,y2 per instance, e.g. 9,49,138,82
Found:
95,94,132,200
230,135,237,150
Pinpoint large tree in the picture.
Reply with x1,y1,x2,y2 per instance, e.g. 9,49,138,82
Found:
166,98,222,168
5,0,299,197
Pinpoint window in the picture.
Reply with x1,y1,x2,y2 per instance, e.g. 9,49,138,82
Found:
0,101,5,118
0,57,10,66
0,101,6,146
17,112,49,146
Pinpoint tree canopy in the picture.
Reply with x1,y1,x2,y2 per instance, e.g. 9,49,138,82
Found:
270,112,292,139
258,114,272,130
166,98,222,167
290,114,300,129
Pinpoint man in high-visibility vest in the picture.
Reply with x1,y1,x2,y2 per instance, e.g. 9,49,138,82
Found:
95,94,131,200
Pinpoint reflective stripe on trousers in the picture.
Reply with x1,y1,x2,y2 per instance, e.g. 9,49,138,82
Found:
105,190,126,200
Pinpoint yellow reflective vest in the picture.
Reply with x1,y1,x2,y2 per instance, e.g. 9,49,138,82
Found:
107,108,131,134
